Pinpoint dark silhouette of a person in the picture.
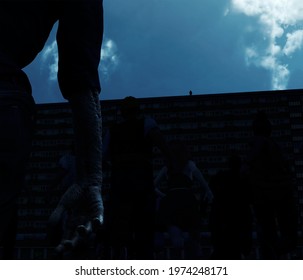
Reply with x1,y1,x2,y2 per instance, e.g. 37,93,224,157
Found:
209,154,253,259
0,0,104,259
102,96,171,259
154,140,213,259
247,112,298,259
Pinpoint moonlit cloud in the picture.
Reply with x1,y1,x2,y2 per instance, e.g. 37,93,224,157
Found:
283,30,303,56
245,47,258,65
41,40,58,82
230,0,303,90
99,38,119,80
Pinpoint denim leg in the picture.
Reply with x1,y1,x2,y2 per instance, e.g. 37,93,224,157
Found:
68,90,102,188
48,90,103,243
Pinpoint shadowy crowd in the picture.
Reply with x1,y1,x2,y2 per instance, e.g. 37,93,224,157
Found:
50,97,299,260
0,1,299,261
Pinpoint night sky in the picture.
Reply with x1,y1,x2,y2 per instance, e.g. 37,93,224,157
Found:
23,0,303,104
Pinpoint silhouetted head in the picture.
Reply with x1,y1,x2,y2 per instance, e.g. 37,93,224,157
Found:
120,96,140,119
252,111,272,137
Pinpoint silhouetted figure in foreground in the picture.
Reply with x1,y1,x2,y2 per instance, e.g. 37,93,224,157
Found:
0,0,104,259
154,140,213,259
103,96,170,259
209,154,253,259
247,112,298,259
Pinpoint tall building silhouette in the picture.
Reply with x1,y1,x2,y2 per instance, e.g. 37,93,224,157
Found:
13,89,303,258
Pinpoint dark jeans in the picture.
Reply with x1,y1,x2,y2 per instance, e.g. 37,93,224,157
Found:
0,84,35,259
105,191,156,260
254,197,298,259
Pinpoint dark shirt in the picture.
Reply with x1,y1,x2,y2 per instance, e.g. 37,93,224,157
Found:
105,117,156,194
109,118,153,166
0,0,103,98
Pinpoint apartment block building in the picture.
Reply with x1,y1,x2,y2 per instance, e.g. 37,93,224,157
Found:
14,89,303,258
